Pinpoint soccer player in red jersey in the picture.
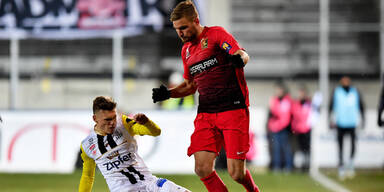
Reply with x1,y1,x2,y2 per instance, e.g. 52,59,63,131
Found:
152,1,260,192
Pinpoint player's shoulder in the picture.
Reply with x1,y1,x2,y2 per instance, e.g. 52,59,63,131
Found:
208,26,225,31
206,26,229,34
80,131,96,150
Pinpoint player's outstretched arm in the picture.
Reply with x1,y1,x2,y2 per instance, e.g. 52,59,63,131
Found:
78,146,96,192
122,114,161,136
152,79,196,103
169,79,197,98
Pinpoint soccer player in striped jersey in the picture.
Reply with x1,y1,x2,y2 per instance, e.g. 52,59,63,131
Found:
78,96,190,192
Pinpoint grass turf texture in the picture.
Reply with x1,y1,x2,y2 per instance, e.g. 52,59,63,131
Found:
0,169,334,192
321,168,384,192
4,169,383,191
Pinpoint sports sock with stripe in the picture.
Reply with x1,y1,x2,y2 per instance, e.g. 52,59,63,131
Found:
200,170,228,192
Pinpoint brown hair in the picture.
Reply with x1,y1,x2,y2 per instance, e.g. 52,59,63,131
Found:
170,0,198,22
93,96,116,114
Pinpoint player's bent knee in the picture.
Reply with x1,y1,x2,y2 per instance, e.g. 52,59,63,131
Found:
194,164,214,178
228,169,245,183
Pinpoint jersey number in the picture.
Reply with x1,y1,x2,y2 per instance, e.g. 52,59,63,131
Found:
120,166,145,184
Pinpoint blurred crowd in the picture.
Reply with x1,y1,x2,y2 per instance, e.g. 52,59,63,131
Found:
265,76,368,181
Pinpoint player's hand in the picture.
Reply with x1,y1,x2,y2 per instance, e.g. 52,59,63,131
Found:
152,84,170,103
227,54,245,68
134,113,149,124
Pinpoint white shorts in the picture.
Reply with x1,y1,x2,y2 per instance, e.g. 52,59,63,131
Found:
146,178,191,192
108,177,190,192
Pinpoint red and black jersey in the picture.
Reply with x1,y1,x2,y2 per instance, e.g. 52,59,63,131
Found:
181,26,249,113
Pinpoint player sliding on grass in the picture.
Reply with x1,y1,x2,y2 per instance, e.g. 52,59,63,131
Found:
152,1,260,192
78,96,190,192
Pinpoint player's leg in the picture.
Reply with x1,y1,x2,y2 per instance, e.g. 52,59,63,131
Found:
188,113,228,192
194,151,216,177
227,158,259,192
220,108,260,192
227,158,245,182
195,151,228,192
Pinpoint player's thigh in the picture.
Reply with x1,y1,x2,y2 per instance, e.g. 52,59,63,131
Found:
188,113,223,156
227,158,246,180
219,109,250,159
194,151,217,170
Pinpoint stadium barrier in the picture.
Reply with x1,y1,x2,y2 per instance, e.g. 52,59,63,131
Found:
0,108,383,173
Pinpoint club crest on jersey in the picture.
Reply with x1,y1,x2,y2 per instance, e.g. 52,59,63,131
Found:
222,42,232,53
201,38,208,49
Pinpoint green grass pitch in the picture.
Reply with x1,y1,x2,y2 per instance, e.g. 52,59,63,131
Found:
0,169,383,191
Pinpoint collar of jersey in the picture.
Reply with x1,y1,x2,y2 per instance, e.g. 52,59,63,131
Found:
191,26,208,45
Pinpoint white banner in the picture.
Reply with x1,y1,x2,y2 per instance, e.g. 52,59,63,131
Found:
0,0,166,39
0,110,196,173
0,108,383,173
0,110,93,173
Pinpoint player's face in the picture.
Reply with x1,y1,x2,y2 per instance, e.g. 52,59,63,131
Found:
173,17,199,43
94,109,117,135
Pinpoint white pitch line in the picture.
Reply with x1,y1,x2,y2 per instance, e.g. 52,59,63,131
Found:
310,170,351,192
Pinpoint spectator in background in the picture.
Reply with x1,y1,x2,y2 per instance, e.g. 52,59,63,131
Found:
267,82,293,172
329,76,365,180
291,84,312,172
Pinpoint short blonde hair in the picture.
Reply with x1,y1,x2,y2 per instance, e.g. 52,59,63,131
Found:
93,96,116,114
170,0,199,22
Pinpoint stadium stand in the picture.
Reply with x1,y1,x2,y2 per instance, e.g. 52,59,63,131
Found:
0,0,380,110
232,0,379,77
